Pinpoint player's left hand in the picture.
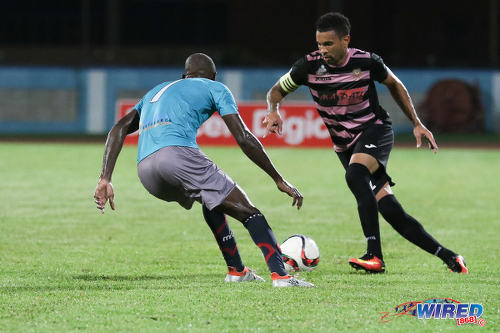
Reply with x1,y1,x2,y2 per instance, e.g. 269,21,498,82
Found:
414,124,438,153
276,178,303,210
94,179,115,213
262,111,283,137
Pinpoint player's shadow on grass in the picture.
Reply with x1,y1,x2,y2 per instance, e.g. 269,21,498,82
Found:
73,274,170,281
72,273,220,282
0,273,223,292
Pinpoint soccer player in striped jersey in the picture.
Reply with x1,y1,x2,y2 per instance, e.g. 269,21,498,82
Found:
264,12,468,274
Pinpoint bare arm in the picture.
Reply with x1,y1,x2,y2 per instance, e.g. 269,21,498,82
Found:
94,109,140,213
382,69,438,153
263,81,288,136
222,113,303,209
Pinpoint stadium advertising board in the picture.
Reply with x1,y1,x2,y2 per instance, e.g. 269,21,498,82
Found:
116,100,333,147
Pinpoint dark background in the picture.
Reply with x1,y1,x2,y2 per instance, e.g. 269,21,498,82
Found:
0,0,498,68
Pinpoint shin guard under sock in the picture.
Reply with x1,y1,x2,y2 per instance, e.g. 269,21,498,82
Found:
202,205,244,271
378,195,456,261
244,213,288,276
345,163,383,259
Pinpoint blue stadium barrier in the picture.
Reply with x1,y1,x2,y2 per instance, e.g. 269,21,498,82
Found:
0,66,498,134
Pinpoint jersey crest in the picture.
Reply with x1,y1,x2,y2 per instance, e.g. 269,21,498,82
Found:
352,68,362,80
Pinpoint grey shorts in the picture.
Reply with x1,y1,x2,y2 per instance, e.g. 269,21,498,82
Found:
137,146,236,210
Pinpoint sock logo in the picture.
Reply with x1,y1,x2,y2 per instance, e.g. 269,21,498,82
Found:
222,231,234,242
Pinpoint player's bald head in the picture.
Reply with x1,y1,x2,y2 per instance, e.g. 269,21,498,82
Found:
183,53,216,80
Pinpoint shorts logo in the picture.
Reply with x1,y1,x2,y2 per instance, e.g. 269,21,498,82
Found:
369,181,376,191
364,144,377,149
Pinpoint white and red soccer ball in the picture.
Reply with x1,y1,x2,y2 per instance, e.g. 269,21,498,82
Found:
281,234,320,272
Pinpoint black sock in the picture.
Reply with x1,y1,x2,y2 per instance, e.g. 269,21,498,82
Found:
202,205,245,271
378,195,456,262
345,163,383,259
244,213,288,276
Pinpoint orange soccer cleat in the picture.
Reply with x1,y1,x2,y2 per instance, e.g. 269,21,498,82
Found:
349,253,386,273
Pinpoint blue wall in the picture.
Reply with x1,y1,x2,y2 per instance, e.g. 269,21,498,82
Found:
0,66,498,134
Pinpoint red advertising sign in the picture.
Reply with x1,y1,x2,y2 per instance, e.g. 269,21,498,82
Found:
116,100,333,147
116,99,140,145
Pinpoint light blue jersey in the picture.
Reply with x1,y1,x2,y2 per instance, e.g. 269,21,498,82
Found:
134,78,239,163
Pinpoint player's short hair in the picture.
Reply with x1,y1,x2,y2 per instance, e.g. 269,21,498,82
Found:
315,12,351,37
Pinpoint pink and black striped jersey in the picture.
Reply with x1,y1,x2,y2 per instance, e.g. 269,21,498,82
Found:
280,48,392,152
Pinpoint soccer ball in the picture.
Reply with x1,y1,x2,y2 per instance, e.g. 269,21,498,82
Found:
280,234,320,272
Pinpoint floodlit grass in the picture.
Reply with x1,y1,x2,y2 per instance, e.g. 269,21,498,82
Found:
0,142,498,332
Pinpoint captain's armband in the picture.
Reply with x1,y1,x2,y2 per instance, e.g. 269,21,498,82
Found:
279,72,300,93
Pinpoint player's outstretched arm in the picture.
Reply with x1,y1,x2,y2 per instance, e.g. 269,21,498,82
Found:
222,113,303,209
94,109,139,213
382,68,438,153
263,81,288,137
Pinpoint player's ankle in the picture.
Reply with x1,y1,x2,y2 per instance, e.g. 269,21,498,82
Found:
227,266,247,276
271,272,290,280
435,247,455,263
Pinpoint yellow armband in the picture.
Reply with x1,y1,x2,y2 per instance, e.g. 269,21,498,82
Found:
279,71,300,93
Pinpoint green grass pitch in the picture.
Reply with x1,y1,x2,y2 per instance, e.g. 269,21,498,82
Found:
0,142,499,332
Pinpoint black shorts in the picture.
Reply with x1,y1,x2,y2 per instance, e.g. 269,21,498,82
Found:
337,124,395,194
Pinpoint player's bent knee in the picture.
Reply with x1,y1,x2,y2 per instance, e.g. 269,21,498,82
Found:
345,163,371,191
215,198,260,223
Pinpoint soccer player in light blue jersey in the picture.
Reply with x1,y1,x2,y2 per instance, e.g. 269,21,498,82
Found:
94,53,313,287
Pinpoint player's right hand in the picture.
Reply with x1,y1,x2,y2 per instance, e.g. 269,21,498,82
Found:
262,111,283,137
276,178,303,210
414,124,438,153
94,179,115,213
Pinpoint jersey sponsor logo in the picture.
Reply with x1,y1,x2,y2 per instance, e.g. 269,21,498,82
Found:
336,87,367,105
317,86,368,104
139,117,172,134
364,144,377,148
